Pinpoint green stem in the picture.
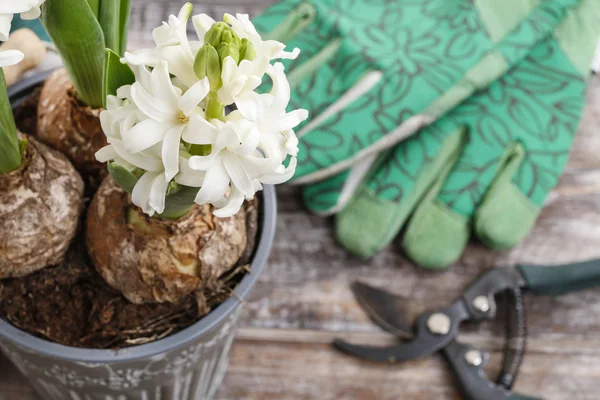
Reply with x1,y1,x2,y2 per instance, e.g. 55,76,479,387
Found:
42,0,106,109
205,91,225,120
0,70,22,174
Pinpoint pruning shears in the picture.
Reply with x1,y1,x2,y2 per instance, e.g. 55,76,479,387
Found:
334,259,600,400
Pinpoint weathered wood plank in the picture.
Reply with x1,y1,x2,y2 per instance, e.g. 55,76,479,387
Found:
216,331,600,400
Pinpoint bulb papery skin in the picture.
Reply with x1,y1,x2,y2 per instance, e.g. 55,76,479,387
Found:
86,177,248,304
99,5,308,218
0,134,84,279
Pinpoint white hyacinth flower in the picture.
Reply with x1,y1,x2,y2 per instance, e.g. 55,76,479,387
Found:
0,0,46,41
185,118,283,217
98,5,308,218
124,61,211,181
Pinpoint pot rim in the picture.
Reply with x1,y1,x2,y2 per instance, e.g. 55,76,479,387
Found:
0,71,277,363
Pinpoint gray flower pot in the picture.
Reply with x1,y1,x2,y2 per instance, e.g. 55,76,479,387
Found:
0,73,277,400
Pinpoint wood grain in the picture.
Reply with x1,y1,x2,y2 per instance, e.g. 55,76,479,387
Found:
2,2,600,399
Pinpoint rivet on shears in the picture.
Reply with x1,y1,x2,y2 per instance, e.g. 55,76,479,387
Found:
426,313,451,335
464,350,483,367
473,296,490,313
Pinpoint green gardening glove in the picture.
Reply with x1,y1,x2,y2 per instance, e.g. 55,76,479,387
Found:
254,0,600,269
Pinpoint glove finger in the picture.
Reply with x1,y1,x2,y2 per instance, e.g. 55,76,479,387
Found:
405,34,590,268
335,120,467,259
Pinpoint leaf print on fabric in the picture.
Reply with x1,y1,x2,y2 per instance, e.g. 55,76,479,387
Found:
363,28,440,74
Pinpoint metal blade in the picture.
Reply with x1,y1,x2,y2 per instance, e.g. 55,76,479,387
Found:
333,337,441,363
351,281,414,339
335,297,471,364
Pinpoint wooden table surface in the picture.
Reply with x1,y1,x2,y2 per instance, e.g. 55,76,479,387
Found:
2,1,600,399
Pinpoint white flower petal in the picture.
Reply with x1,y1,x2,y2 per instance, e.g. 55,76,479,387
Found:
259,157,297,184
194,163,230,205
162,125,185,181
153,22,180,47
177,3,193,23
235,91,265,122
178,78,210,116
183,114,218,144
223,153,254,196
149,173,168,215
221,56,239,84
113,156,136,171
20,5,41,20
267,62,290,107
132,172,160,215
214,123,240,152
192,14,216,42
95,145,118,163
0,49,24,67
0,14,12,41
116,85,132,100
278,109,309,131
189,154,218,170
130,82,175,122
123,119,173,153
175,157,206,187
157,46,197,88
213,187,246,218
151,61,179,106
110,140,164,172
261,40,287,59
236,124,260,155
274,47,301,60
122,50,160,67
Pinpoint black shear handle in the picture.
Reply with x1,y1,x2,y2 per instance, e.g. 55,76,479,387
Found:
518,258,600,296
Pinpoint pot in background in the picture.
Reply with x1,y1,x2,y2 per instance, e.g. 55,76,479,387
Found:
0,73,277,400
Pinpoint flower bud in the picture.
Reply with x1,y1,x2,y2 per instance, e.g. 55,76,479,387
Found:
217,42,240,65
205,22,242,49
239,38,256,61
194,44,221,90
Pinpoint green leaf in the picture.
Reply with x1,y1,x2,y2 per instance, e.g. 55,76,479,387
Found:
107,162,141,193
118,0,132,55
99,0,126,54
159,186,199,220
0,69,22,174
103,48,135,108
86,0,100,18
41,0,106,109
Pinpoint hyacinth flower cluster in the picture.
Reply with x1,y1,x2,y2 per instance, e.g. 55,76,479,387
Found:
96,3,308,218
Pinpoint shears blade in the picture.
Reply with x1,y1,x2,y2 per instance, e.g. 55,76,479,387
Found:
351,281,414,339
